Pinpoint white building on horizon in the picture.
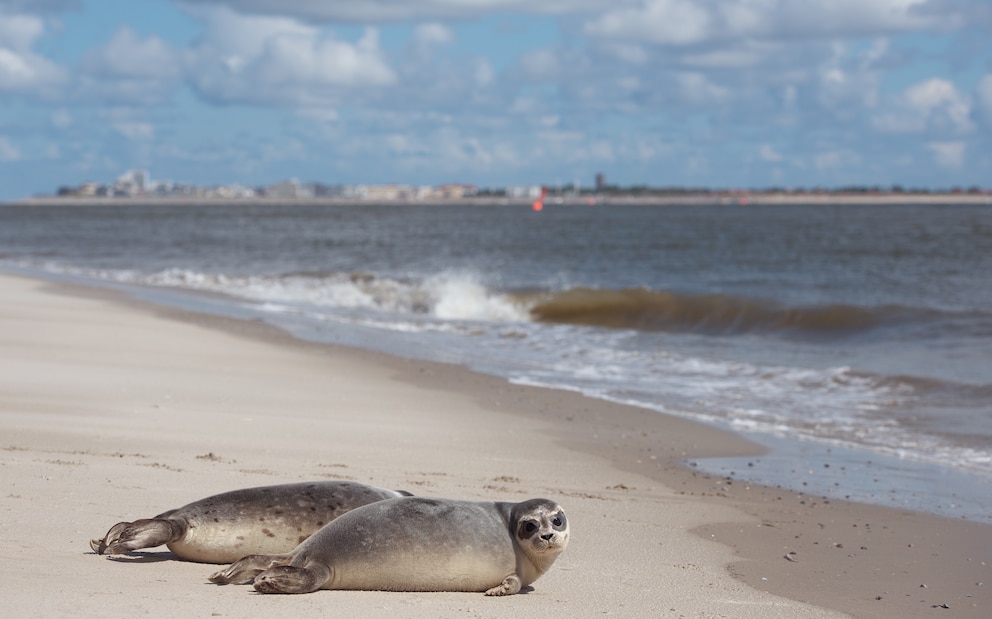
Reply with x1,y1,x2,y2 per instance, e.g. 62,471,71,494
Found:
114,169,149,195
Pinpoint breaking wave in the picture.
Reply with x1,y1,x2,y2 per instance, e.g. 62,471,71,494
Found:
526,287,954,335
10,260,973,338
55,266,532,324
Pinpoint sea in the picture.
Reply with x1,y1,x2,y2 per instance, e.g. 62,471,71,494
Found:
2,200,990,521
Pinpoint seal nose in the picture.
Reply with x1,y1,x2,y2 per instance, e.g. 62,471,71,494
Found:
541,533,554,541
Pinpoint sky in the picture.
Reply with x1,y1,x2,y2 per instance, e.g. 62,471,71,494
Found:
1,0,991,200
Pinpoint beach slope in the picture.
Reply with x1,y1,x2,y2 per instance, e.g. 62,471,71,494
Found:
0,273,986,617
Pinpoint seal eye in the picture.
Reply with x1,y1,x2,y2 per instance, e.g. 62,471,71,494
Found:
552,512,566,528
524,522,538,534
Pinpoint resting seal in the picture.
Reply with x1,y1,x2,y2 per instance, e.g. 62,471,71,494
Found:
209,496,569,595
90,481,410,563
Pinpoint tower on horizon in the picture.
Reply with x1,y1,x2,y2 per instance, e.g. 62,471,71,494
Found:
595,173,605,190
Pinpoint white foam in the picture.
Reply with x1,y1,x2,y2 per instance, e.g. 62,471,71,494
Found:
425,273,529,322
134,268,533,324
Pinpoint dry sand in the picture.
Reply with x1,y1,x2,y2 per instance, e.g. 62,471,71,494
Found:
0,272,988,618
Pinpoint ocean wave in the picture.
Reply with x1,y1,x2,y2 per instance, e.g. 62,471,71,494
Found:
7,261,533,324
9,260,973,338
526,287,950,335
133,267,530,323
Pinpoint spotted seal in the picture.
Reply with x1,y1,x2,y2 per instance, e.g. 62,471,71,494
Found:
90,481,411,563
209,496,569,595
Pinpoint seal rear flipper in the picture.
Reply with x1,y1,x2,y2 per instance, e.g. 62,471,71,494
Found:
209,554,291,585
252,562,332,594
91,518,185,555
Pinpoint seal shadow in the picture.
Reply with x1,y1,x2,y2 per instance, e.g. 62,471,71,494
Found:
235,585,538,595
89,550,177,563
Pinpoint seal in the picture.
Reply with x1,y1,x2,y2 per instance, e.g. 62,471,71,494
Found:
90,481,411,563
209,496,569,595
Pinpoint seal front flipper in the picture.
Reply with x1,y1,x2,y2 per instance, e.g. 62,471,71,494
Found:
90,518,185,555
209,554,291,585
484,574,522,596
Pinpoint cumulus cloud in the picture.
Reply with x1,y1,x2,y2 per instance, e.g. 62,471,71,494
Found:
474,59,495,87
585,0,712,45
0,12,67,94
296,107,339,123
97,107,157,142
599,42,651,65
584,0,960,46
576,4,941,134
414,23,454,47
0,11,46,50
681,42,776,69
814,148,861,170
112,120,155,141
975,74,992,127
51,109,72,128
82,27,180,79
404,22,456,69
927,140,965,167
0,135,21,161
183,5,396,105
904,79,971,126
0,0,79,12
178,0,606,21
815,41,885,113
322,122,523,176
584,2,685,44
71,26,182,104
760,144,784,162
874,78,973,134
677,72,730,104
519,48,560,79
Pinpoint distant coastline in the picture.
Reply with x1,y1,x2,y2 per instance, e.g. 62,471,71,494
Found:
6,191,992,207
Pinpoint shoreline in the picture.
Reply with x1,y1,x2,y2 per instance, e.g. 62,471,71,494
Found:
5,192,992,207
21,263,992,522
2,272,989,617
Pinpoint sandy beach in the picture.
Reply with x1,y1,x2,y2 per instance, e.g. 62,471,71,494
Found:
1,272,988,618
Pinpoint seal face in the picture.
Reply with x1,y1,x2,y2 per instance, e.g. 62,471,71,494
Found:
209,496,569,595
90,481,411,563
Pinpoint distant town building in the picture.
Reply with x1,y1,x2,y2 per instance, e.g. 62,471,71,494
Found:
506,186,543,199
207,184,256,199
113,169,149,196
313,183,346,198
434,184,478,200
363,184,410,201
262,178,311,199
595,173,605,190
